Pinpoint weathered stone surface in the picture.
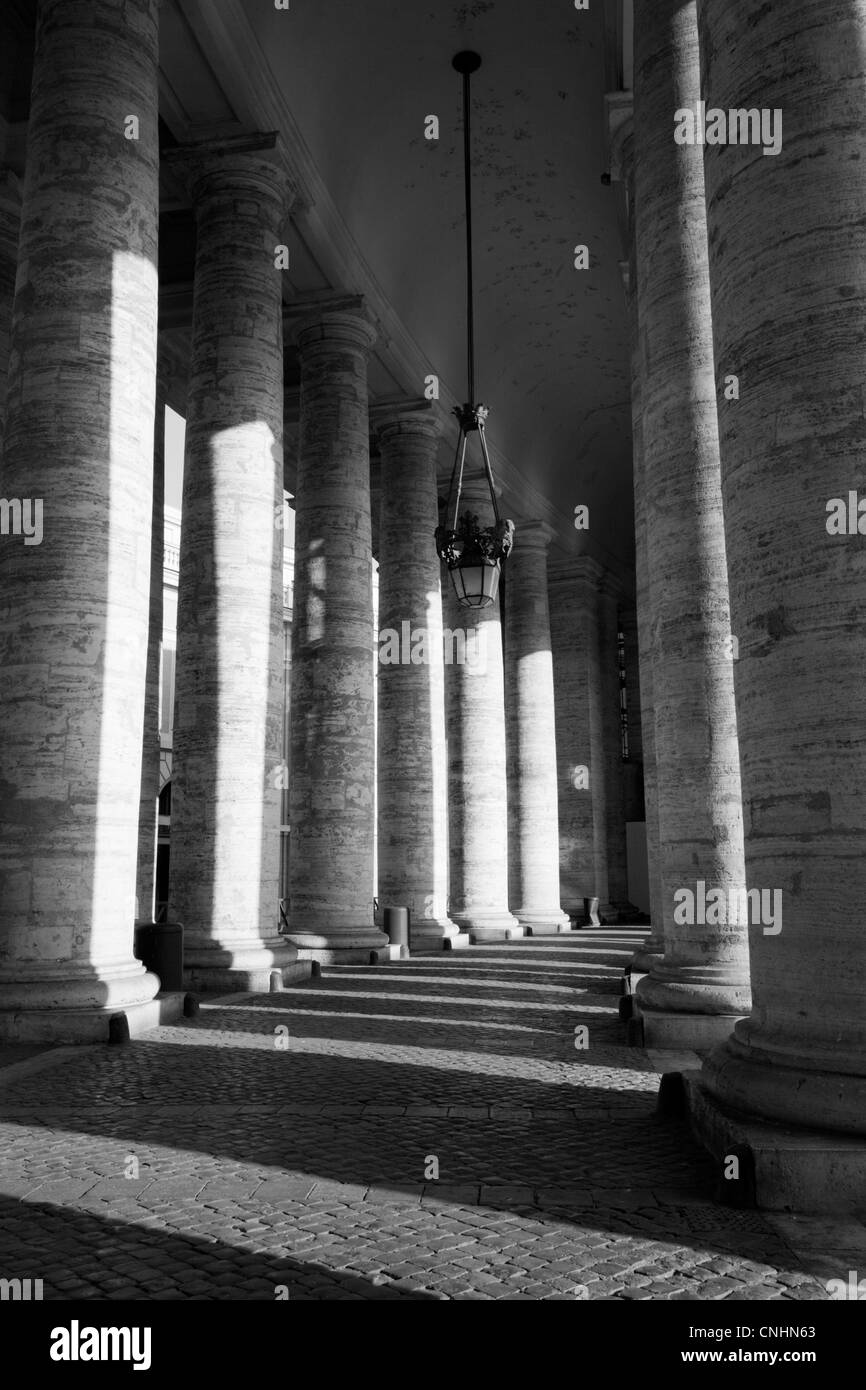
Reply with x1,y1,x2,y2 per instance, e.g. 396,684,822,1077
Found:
598,575,632,917
504,521,570,932
0,0,161,1030
374,402,458,949
619,600,645,825
444,476,519,940
135,357,171,928
697,0,866,1134
169,143,298,990
0,168,21,454
625,136,664,970
548,562,601,915
633,0,750,1022
284,301,388,962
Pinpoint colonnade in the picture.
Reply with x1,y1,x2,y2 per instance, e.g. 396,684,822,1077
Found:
0,0,861,1205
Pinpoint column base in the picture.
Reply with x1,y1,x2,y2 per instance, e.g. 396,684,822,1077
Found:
627,999,745,1050
442,932,471,950
517,910,573,936
0,991,187,1044
672,1071,866,1212
468,925,525,942
450,909,522,942
283,928,390,965
410,920,462,951
635,965,751,1018
184,937,309,993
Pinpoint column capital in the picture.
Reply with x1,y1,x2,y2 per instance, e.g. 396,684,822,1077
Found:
370,396,442,443
549,555,606,591
286,292,377,356
512,518,555,551
164,132,296,222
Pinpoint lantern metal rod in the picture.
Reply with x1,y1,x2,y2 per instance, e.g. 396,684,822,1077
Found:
454,51,481,407
477,421,502,526
448,428,470,535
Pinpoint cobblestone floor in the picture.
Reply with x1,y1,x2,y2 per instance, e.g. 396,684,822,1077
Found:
0,931,856,1300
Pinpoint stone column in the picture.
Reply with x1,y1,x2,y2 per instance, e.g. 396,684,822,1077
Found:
283,298,388,963
626,136,664,975
632,0,750,1046
373,401,459,950
549,564,598,920
135,354,171,926
168,138,301,991
631,397,665,971
620,601,645,826
598,575,633,918
444,476,521,941
694,0,866,1158
0,0,161,1040
504,521,570,933
0,168,21,450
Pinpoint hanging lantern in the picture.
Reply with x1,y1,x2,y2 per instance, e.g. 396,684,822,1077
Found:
434,52,515,609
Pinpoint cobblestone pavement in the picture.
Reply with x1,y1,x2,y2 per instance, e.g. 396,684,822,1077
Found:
0,931,856,1301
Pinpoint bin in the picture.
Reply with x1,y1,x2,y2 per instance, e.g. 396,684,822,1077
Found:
134,920,184,992
383,907,410,950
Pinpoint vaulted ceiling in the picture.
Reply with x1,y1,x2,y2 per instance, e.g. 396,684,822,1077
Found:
0,0,636,588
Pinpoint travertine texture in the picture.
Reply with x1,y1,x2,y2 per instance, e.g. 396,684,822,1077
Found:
0,0,161,1028
504,522,570,933
598,577,632,916
169,146,298,990
285,303,388,962
374,403,458,949
633,0,750,1019
698,0,866,1133
549,565,598,914
0,169,21,453
135,361,170,926
627,151,664,969
444,476,520,940
620,602,645,826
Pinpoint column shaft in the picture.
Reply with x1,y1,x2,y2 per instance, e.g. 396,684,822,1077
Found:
633,0,750,1041
135,362,169,925
169,145,299,990
284,304,387,963
444,478,520,941
0,0,161,1036
628,163,664,971
504,523,570,933
549,568,598,919
0,169,21,452
698,0,866,1138
375,404,458,949
598,579,633,917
